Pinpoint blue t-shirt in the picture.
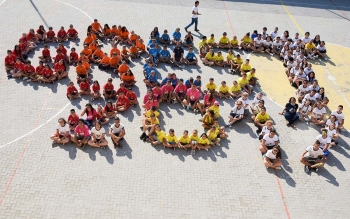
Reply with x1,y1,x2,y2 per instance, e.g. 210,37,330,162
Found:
250,33,258,40
149,48,159,58
186,52,196,60
147,74,158,83
185,79,192,87
144,67,158,77
150,32,160,39
159,49,170,58
161,34,170,41
173,31,181,40
193,80,202,87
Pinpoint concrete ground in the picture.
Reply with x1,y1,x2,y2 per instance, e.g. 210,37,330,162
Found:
0,0,350,218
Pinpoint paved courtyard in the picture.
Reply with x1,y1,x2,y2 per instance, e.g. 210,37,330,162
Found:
1,0,350,218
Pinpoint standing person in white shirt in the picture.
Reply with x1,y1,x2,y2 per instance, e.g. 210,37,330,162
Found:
88,121,108,149
300,140,326,173
184,1,201,32
50,118,71,145
331,105,345,131
263,146,282,169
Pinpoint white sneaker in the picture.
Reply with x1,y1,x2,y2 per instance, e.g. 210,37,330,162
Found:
23,77,28,80
324,57,328,61
315,55,319,59
275,166,281,170
270,53,274,56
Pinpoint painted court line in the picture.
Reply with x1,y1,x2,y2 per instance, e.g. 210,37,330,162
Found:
222,0,234,36
54,0,93,21
0,0,7,7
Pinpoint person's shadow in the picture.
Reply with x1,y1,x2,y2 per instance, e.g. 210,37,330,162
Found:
115,140,133,159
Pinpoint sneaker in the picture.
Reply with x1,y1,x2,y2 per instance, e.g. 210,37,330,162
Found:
198,118,203,122
260,51,264,53
7,74,13,79
194,29,200,32
173,99,178,104
324,57,328,61
230,70,234,74
184,27,188,33
305,165,310,173
23,77,28,81
100,146,105,149
275,166,281,170
315,167,319,172
225,124,232,128
270,53,274,56
315,55,319,59
186,106,190,110
140,132,147,140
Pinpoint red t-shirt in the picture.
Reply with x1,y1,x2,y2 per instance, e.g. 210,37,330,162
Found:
20,36,28,44
161,85,174,94
26,32,35,41
70,52,78,60
42,49,50,57
36,65,44,74
67,28,78,36
47,30,55,37
117,96,130,108
19,43,26,52
116,87,127,95
126,91,137,100
103,83,114,91
14,62,25,71
68,114,79,125
80,82,90,90
57,30,67,38
103,105,115,112
5,55,16,66
24,65,35,74
54,63,65,73
57,47,67,55
55,54,65,62
92,84,100,92
42,68,53,77
12,50,20,57
66,86,78,95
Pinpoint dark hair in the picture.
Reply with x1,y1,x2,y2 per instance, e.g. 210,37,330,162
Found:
70,109,75,112
104,24,110,30
273,146,282,159
195,1,199,4
338,105,343,109
58,118,67,125
78,118,84,123
209,110,215,117
169,128,174,133
85,103,95,115
288,97,296,103
121,26,127,33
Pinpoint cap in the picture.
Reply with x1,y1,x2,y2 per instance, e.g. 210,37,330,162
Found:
214,101,219,106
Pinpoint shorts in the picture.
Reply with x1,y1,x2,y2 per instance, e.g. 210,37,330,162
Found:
99,117,106,123
106,90,112,95
229,113,242,120
216,134,221,138
54,133,70,139
266,145,274,150
319,50,326,53
180,142,188,146
190,100,196,106
174,57,181,62
187,58,195,62
199,143,207,146
177,92,185,98
191,141,197,144
76,135,84,141
78,74,87,79
264,46,271,50
113,132,124,141
168,142,175,145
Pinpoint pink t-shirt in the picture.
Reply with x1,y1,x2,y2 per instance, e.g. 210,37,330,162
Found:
161,85,174,94
144,100,159,110
86,109,96,121
152,87,163,98
175,84,187,93
75,125,90,137
204,95,215,106
186,88,200,101
143,94,154,103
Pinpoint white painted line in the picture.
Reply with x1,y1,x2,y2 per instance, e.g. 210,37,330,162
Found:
256,0,350,9
0,102,71,149
54,0,93,21
0,0,7,7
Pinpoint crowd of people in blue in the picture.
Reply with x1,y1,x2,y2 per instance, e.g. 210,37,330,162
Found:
3,1,346,173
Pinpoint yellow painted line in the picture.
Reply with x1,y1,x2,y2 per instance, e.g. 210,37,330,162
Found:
279,0,304,35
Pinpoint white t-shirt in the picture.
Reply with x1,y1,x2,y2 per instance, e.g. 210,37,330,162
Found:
302,36,311,44
273,41,282,48
292,37,300,42
331,110,345,122
289,67,300,75
303,93,317,102
286,61,297,69
299,103,312,114
315,92,327,101
56,123,70,135
298,84,310,94
238,97,250,109
313,107,326,119
254,38,264,45
265,149,277,160
110,123,125,133
316,135,331,149
305,146,324,158
261,126,274,135
270,31,279,39
231,106,244,115
326,119,338,129
317,45,326,51
293,42,302,48
304,67,314,75
308,85,320,92
326,127,337,138
91,127,105,139
295,72,307,80
251,96,264,106
263,40,273,47
293,50,301,57
296,54,305,63
263,134,279,146
191,6,198,18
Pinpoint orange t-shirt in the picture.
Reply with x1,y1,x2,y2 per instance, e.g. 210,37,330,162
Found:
82,49,92,57
129,46,138,54
82,61,90,69
130,34,137,42
121,49,129,55
109,56,121,68
103,28,111,35
91,32,97,40
118,64,129,74
120,31,129,39
110,48,121,56
76,65,87,75
136,41,146,52
93,50,104,58
100,57,110,65
89,43,98,53
84,36,93,45
79,54,87,61
91,22,101,31
121,74,134,82
111,27,118,35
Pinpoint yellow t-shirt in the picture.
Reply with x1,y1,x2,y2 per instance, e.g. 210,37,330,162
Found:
147,117,159,125
219,36,229,44
190,134,199,142
226,54,235,61
241,64,252,72
214,55,224,62
205,52,215,61
206,82,217,91
247,72,255,80
166,134,178,143
198,138,210,145
156,130,166,142
234,58,243,64
237,77,249,86
207,37,216,44
243,37,252,43
230,85,241,92
179,135,191,144
230,39,238,45
209,105,220,117
207,130,217,141
219,85,229,93
145,110,160,118
306,43,316,50
256,113,270,123
214,125,220,135
198,39,206,48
